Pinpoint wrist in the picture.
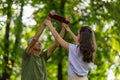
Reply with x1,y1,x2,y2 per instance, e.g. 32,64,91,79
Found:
66,28,70,32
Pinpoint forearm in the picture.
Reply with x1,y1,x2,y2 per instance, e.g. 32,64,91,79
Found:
68,29,78,44
34,23,46,39
59,27,66,38
26,23,46,54
47,27,66,57
53,27,65,46
52,27,66,47
65,25,78,44
45,20,69,50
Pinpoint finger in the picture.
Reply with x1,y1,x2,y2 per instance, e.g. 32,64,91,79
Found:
50,10,57,15
66,15,72,21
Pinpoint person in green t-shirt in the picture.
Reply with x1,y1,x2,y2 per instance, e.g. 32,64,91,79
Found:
21,13,71,80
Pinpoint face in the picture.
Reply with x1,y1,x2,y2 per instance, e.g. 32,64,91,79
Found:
34,40,42,51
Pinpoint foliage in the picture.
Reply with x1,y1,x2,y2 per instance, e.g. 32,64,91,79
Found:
0,0,120,80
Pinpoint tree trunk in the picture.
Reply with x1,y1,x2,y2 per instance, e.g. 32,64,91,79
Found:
2,0,12,79
57,0,66,80
12,0,24,60
57,47,63,80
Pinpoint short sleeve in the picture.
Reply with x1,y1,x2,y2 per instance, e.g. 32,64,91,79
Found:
69,44,77,56
22,50,31,60
68,44,78,63
41,50,48,61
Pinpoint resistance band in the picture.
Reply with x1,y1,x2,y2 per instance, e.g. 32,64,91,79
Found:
48,13,69,24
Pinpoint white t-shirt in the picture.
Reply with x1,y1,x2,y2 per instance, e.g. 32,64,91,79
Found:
68,44,93,76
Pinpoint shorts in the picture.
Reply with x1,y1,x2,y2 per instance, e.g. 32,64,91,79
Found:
68,75,88,80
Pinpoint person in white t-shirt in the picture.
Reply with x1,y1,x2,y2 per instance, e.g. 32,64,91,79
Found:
45,12,97,80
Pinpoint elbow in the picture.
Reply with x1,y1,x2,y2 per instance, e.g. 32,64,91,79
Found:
53,33,60,42
55,37,60,44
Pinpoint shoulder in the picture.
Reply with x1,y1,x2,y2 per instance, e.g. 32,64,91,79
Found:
68,44,79,55
22,49,32,60
69,43,77,50
40,50,48,61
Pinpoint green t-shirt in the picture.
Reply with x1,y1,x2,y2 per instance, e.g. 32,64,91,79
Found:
21,50,47,80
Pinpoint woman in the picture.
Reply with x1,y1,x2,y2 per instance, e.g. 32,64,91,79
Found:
45,18,97,80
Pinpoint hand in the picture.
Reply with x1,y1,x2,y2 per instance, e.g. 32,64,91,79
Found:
45,19,51,26
62,23,70,32
62,15,71,32
47,10,57,20
66,15,71,22
50,10,56,15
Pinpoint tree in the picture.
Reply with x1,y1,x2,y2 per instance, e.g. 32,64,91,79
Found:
0,0,120,80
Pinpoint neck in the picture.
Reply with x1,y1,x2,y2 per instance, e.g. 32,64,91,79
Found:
33,50,40,56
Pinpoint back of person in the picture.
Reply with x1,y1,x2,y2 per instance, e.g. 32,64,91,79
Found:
68,44,92,80
21,51,47,80
45,16,97,80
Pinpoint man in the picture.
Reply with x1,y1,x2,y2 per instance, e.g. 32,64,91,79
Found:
21,11,71,80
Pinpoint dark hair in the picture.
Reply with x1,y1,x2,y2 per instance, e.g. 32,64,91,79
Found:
78,26,97,63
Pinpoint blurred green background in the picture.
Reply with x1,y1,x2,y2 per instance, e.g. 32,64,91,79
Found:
0,0,120,80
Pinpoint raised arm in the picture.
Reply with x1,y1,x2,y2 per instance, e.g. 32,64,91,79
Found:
46,15,71,58
26,22,46,54
62,23,78,44
45,19,69,50
46,26,65,59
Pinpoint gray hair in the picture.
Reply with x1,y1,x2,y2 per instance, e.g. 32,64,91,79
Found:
28,36,34,45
